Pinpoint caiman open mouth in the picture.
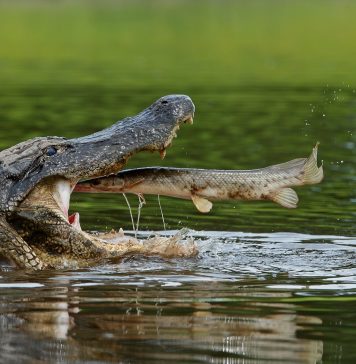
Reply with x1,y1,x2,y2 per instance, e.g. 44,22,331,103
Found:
1,95,197,270
51,113,194,231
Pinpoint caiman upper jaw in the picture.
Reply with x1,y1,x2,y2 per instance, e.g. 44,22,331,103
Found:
48,94,195,181
9,95,195,205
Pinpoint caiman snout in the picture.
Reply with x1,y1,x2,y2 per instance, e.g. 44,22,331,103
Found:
150,94,195,124
127,94,195,160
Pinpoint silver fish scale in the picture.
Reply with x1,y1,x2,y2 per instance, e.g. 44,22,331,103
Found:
117,161,306,201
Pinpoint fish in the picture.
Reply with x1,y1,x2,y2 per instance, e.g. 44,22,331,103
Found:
74,144,323,213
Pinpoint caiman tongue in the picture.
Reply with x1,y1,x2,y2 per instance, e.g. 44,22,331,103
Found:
68,212,81,231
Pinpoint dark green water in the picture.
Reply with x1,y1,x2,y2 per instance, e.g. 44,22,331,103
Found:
1,1,356,363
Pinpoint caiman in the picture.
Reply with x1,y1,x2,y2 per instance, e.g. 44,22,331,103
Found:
0,95,196,270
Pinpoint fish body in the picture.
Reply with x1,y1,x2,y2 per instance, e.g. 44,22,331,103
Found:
74,145,323,212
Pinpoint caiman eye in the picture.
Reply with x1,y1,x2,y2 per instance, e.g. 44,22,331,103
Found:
46,146,57,156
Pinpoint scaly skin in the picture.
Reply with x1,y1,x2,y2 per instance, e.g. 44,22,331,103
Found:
0,95,196,269
9,178,196,269
0,218,44,269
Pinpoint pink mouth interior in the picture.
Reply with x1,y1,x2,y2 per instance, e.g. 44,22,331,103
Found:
68,213,76,224
68,211,81,231
54,179,82,231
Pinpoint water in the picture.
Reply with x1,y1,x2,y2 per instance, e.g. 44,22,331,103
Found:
1,231,356,363
1,1,356,363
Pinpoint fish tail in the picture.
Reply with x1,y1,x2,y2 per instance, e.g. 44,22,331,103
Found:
301,142,324,185
270,143,323,208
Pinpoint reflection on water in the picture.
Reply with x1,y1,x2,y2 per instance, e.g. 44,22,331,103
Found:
1,231,356,363
0,291,323,363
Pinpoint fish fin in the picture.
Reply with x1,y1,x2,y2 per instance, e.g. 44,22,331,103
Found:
302,143,324,184
272,188,299,208
191,194,213,213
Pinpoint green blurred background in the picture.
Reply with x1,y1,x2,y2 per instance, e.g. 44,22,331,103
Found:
1,0,356,88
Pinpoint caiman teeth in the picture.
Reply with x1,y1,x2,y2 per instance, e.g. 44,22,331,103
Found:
159,149,167,159
159,113,192,157
184,115,194,125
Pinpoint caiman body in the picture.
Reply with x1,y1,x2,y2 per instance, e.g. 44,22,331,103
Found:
0,95,196,270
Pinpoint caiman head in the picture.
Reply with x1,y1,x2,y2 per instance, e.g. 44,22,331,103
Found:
0,95,194,226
